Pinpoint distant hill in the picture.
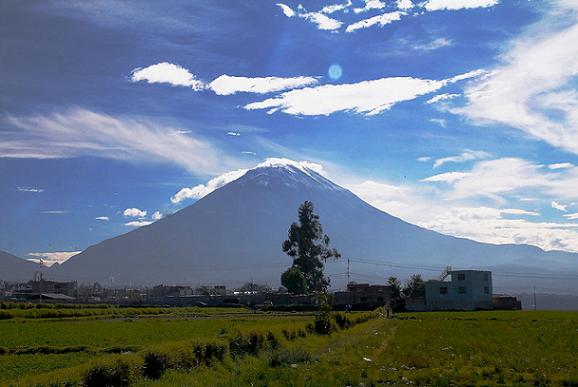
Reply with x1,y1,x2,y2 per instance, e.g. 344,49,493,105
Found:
0,250,42,282
50,160,578,289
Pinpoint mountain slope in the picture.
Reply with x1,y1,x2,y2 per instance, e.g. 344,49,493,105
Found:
52,161,578,287
0,250,42,282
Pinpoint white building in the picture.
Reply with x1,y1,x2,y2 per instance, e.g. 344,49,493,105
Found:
424,270,493,311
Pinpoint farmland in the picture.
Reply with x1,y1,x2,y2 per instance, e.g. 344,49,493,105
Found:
0,305,577,386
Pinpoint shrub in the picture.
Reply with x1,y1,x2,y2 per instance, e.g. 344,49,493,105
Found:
269,348,311,367
142,352,169,380
83,358,138,387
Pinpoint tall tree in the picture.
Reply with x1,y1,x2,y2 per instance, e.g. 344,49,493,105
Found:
281,201,340,293
402,274,425,298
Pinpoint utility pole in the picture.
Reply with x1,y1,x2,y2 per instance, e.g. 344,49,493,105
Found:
347,258,350,288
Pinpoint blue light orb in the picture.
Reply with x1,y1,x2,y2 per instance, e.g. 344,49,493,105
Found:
328,64,343,81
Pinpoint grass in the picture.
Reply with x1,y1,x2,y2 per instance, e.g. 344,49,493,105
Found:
1,308,577,386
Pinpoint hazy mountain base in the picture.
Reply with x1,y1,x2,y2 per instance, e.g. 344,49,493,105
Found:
46,164,578,289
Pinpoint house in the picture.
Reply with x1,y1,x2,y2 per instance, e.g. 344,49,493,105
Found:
424,270,493,311
151,285,193,297
492,294,522,310
333,283,392,310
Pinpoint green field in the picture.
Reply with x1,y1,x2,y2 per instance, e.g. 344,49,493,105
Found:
0,305,577,386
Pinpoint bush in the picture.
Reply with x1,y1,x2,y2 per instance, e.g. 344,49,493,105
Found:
269,348,311,367
142,352,168,380
83,358,138,387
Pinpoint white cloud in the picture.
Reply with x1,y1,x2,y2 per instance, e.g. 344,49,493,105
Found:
40,210,68,214
346,11,405,33
27,251,80,267
227,132,241,136
423,0,499,11
124,220,153,227
552,201,568,212
429,118,447,127
130,62,205,90
426,93,460,104
501,208,540,216
241,151,257,155
564,213,578,220
321,0,352,14
123,207,147,218
276,3,296,17
420,157,578,203
396,0,414,10
456,2,578,156
300,10,343,30
353,0,386,14
151,211,163,220
412,37,453,51
433,149,491,168
417,156,431,162
421,171,471,183
171,168,249,204
548,163,574,170
95,216,110,221
17,187,44,193
209,75,319,96
3,109,234,175
245,70,482,116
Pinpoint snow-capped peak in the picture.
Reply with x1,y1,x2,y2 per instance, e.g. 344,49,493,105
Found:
171,158,336,204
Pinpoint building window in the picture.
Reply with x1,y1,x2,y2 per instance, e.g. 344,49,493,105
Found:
484,273,489,281
484,286,489,294
440,286,448,294
458,286,466,294
457,273,466,281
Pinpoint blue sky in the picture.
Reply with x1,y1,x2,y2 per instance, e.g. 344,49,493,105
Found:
2,0,578,265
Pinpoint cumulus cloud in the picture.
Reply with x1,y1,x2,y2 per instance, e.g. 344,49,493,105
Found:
321,0,352,14
245,70,483,116
123,208,147,218
130,62,205,90
433,149,491,168
396,0,414,10
353,0,386,14
346,11,405,33
341,174,578,252
151,211,163,220
423,0,499,11
171,158,326,204
2,109,233,175
95,216,110,221
171,168,249,204
124,220,153,227
17,187,44,193
27,251,80,267
209,75,319,95
552,201,568,212
300,10,343,30
455,2,578,156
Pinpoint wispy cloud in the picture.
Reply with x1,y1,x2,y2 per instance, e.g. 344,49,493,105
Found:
130,62,205,90
124,220,153,227
548,163,574,170
209,75,318,95
245,70,483,116
426,93,460,104
346,11,405,33
421,171,471,183
300,10,343,31
95,216,110,221
423,0,499,11
433,149,491,168
276,3,296,17
17,187,44,193
321,0,352,14
40,210,69,214
412,37,453,51
455,1,578,155
3,109,235,175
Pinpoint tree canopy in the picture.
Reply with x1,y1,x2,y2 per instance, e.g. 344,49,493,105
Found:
281,201,340,294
